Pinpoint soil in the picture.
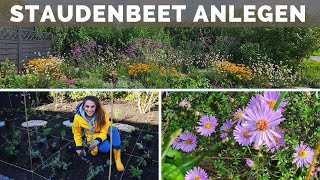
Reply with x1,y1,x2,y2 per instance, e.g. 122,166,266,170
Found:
0,100,159,180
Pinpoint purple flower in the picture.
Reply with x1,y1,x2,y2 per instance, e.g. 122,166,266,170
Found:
247,94,263,109
196,115,218,137
311,162,320,177
261,92,287,111
266,128,285,153
185,167,209,180
179,130,197,152
246,159,254,167
87,40,97,48
125,46,136,53
233,108,246,125
220,120,233,139
293,142,315,168
171,136,182,150
233,125,251,146
243,105,285,148
179,98,191,109
71,45,81,56
66,79,77,86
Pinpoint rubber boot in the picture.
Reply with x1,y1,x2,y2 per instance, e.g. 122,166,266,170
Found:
113,149,124,171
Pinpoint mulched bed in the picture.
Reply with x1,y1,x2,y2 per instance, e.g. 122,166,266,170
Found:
0,101,159,180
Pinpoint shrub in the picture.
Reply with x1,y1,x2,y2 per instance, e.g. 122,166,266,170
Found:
0,59,17,88
299,60,320,87
171,76,211,89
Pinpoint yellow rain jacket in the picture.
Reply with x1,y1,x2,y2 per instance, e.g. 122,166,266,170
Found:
72,113,111,155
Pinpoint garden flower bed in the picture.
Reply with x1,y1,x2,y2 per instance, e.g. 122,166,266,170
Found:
162,91,320,179
0,98,159,180
1,27,320,89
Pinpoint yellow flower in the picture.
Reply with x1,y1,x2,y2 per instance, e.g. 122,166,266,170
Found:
25,58,62,79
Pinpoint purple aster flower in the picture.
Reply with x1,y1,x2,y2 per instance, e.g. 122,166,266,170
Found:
233,108,246,125
179,130,197,152
196,115,218,136
266,128,285,153
171,136,182,150
179,98,191,109
261,92,287,111
233,125,251,146
293,142,315,168
185,167,209,180
220,120,233,139
242,105,285,148
246,159,254,167
247,94,263,109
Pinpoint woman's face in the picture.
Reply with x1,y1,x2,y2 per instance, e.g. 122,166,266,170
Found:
83,100,96,117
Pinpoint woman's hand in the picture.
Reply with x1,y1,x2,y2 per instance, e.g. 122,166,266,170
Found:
88,141,99,151
76,150,82,155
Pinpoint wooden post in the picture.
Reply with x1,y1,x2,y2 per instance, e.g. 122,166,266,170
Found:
17,28,22,72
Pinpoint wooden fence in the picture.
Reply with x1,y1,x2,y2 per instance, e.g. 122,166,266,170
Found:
0,27,54,71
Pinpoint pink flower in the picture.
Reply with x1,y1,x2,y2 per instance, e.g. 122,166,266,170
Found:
66,79,77,86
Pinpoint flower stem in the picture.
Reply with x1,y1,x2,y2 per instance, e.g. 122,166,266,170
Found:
247,146,252,154
306,137,320,180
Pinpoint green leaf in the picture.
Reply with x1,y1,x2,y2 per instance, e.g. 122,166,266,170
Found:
165,149,184,167
162,129,182,161
162,163,184,180
163,143,219,178
273,92,287,111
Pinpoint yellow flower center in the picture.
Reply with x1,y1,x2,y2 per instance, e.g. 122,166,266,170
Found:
186,138,192,144
298,150,307,158
234,112,243,120
225,127,230,132
204,122,212,129
180,102,185,107
256,119,268,131
269,100,276,109
243,130,249,138
194,176,201,180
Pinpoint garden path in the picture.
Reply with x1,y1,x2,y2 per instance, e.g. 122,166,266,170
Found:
310,56,320,62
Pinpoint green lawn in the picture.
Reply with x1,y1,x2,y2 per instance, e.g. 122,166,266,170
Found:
300,59,320,86
313,49,320,56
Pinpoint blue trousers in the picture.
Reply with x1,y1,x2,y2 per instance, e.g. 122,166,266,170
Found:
98,126,121,153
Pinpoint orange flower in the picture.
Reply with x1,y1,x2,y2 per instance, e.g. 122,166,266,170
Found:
214,60,253,80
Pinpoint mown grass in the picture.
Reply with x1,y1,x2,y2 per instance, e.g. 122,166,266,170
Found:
300,59,320,86
313,49,320,56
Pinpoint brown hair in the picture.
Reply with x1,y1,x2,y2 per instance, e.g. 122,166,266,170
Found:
82,96,106,129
